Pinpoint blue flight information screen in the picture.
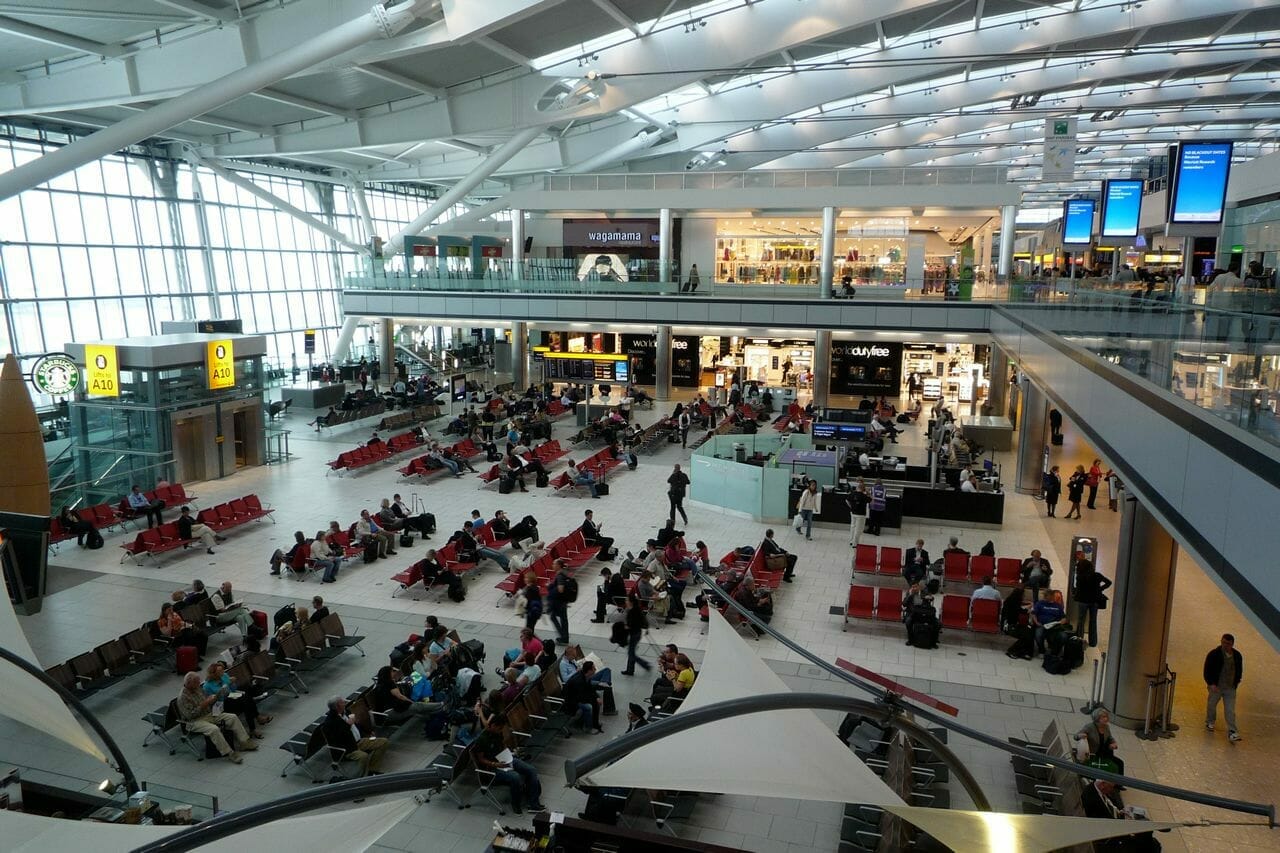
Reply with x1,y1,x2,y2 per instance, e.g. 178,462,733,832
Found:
1061,199,1095,245
1170,142,1233,224
1100,179,1143,238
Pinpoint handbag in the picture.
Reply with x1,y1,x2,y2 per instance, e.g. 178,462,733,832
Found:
1097,592,1108,611
764,554,788,572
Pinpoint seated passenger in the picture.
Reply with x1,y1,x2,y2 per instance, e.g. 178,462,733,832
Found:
373,665,443,734
58,505,98,548
1031,588,1067,656
473,713,545,814
456,521,510,569
356,510,397,559
176,671,256,763
209,580,253,635
971,575,1003,603
158,601,208,658
310,530,342,583
269,530,309,576
203,660,270,735
562,660,605,734
321,696,389,777
566,460,599,498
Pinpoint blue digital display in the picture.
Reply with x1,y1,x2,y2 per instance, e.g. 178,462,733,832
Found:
1169,141,1233,224
1061,198,1095,245
1100,179,1143,238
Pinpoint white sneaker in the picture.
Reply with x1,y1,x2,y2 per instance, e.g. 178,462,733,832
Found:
1206,722,1215,732
1229,731,1242,742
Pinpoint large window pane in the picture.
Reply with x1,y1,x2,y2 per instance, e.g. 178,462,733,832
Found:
60,247,93,297
21,192,56,242
1,246,36,298
96,298,127,339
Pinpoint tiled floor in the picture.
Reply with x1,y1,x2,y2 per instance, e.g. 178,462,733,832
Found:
11,389,1278,851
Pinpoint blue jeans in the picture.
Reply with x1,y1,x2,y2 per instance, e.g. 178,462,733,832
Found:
796,509,813,538
493,757,542,812
571,701,597,731
439,457,461,475
315,557,340,582
591,667,612,686
575,475,599,497
478,546,509,569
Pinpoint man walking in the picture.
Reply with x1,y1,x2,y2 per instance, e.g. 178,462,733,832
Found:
667,464,690,524
546,558,571,644
1204,633,1243,742
678,408,691,448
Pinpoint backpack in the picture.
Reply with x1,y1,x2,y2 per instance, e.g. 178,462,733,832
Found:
1042,654,1072,676
448,584,467,602
273,604,297,631
1060,635,1086,670
610,620,628,647
561,575,579,603
86,529,105,549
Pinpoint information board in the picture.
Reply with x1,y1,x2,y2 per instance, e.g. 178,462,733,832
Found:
1061,198,1096,245
1169,141,1233,224
1099,180,1143,238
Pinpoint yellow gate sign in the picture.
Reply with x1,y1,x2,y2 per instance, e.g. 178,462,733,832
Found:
206,339,235,390
84,344,119,397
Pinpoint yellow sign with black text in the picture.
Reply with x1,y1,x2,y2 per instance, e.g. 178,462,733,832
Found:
84,344,120,397
206,339,235,390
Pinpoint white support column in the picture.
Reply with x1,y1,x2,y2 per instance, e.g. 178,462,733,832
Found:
511,208,525,274
188,151,366,253
0,1,418,201
350,181,377,245
905,233,926,291
658,207,673,283
998,204,1017,278
388,126,541,255
333,316,361,365
819,205,836,298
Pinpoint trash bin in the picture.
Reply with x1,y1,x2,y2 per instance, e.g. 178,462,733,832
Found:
734,443,746,464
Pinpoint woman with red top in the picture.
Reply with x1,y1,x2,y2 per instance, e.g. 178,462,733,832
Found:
1086,459,1103,510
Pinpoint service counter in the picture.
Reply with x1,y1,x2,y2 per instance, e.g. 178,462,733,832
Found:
285,382,346,410
961,415,1015,451
787,482,1003,529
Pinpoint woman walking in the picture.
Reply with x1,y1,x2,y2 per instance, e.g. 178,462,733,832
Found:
1065,465,1087,519
794,480,821,540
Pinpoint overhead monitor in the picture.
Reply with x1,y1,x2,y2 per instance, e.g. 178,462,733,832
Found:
1168,141,1233,224
1099,179,1143,239
1061,198,1095,246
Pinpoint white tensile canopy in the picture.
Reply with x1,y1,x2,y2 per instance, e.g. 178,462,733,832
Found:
0,580,109,763
0,795,417,852
581,610,1188,853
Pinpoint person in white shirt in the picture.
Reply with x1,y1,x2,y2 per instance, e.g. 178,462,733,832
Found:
794,480,822,540
356,510,396,558
960,475,979,493
858,450,872,471
971,576,1003,602
209,581,253,635
311,530,341,583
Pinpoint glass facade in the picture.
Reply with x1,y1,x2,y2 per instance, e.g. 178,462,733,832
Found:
0,122,443,402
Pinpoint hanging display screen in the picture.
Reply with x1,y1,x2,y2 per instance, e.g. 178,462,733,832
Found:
1099,180,1143,238
1061,199,1095,245
542,351,628,382
1168,141,1233,224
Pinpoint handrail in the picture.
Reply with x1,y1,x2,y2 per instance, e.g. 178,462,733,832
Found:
689,568,1276,823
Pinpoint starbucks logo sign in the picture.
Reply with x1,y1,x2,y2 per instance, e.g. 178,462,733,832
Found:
31,353,81,395
215,344,227,359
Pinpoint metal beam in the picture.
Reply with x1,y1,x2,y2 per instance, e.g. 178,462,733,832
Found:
0,15,124,57
589,0,639,36
388,125,539,252
353,63,444,97
148,0,237,24
250,88,358,120
0,5,189,24
186,150,368,253
0,0,419,201
474,35,533,67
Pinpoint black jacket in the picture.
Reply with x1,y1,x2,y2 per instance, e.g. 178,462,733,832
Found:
760,537,786,557
1203,647,1243,688
1072,566,1112,606
667,471,690,498
321,709,360,754
562,670,598,706
655,525,683,547
903,548,930,571
581,519,603,544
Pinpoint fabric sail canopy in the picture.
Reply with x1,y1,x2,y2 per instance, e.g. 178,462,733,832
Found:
581,610,905,805
0,795,418,852
0,581,109,764
581,610,1196,853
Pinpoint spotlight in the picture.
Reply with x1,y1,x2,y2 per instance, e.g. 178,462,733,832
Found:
99,779,121,796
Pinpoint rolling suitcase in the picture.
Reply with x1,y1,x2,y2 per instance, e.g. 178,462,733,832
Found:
595,482,610,496
250,609,268,636
176,645,200,674
1051,434,1064,446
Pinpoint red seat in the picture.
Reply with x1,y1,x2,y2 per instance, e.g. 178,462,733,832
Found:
229,498,251,519
943,552,970,583
874,587,902,620
878,546,902,576
940,595,970,630
92,504,118,529
478,465,501,485
969,555,995,584
391,562,423,597
845,586,875,624
854,544,877,573
995,557,1021,586
971,598,1000,633
170,483,197,504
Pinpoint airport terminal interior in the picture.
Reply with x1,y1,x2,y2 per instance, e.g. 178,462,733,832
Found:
1,1,1279,852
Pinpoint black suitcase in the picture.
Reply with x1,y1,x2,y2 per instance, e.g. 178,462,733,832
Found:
595,482,610,496
536,471,550,488
399,533,415,548
498,477,513,495
1051,434,1064,446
